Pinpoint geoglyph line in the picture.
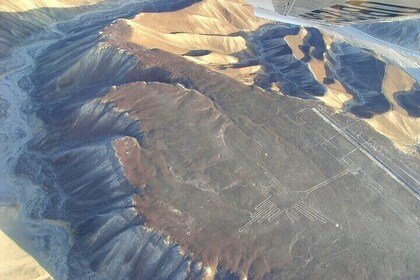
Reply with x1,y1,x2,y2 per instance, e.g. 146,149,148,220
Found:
300,201,335,223
251,202,276,218
255,195,272,210
337,148,419,232
257,162,292,195
293,200,336,224
290,210,300,222
268,209,283,222
258,207,280,223
311,107,420,201
293,204,315,221
306,170,349,194
239,196,282,232
286,209,298,223
265,171,291,195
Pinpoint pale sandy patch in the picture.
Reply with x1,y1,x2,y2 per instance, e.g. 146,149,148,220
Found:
122,0,269,80
284,28,306,60
305,54,353,111
130,0,269,35
363,64,419,153
0,0,104,12
366,111,420,154
185,52,239,65
0,226,51,280
382,64,416,115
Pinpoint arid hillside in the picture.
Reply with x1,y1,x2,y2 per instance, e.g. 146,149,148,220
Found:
0,0,419,279
114,0,420,153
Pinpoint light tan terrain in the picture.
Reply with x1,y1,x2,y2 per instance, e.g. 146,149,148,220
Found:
287,30,420,153
0,230,51,280
369,65,420,153
0,0,418,278
0,0,104,12
0,208,51,280
97,34,420,277
116,0,420,153
124,0,269,82
285,30,353,110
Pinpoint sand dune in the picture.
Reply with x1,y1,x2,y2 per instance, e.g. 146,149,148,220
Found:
288,28,419,153
366,112,420,153
130,0,267,36
366,65,419,153
382,65,416,115
284,28,306,60
121,0,269,80
285,30,353,110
